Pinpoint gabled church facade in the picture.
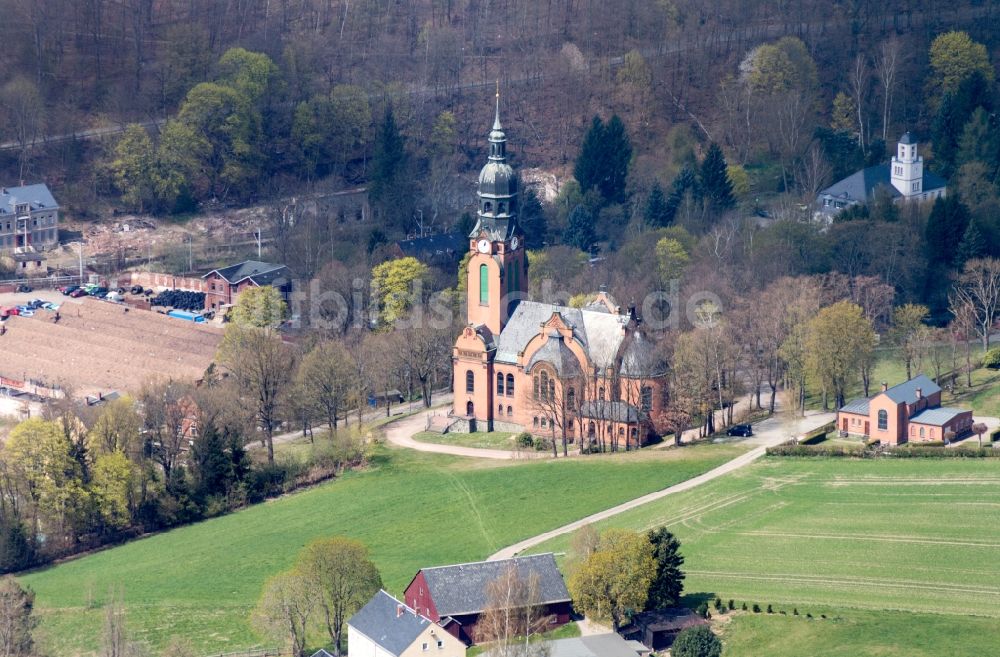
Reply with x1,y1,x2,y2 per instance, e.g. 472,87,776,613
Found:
450,95,667,448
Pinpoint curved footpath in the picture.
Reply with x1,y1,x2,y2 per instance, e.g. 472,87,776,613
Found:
487,409,834,560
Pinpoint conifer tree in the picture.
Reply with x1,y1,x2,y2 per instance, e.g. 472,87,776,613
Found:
925,195,971,265
644,182,671,227
600,115,632,204
574,116,605,196
519,187,548,248
369,107,410,230
955,217,986,267
562,204,597,252
699,143,735,212
646,527,685,609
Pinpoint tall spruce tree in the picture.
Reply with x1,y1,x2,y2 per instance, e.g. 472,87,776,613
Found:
519,187,548,248
599,115,632,204
574,116,606,196
644,182,672,227
932,71,994,178
699,143,735,212
955,217,986,266
563,204,597,252
925,195,971,265
646,527,686,609
369,107,411,230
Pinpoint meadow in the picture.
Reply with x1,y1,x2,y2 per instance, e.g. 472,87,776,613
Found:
19,442,744,656
411,430,517,450
534,457,1000,616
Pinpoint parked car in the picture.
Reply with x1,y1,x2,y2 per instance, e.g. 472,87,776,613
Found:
726,424,753,437
69,288,87,298
15,284,31,293
90,287,109,298
61,285,80,296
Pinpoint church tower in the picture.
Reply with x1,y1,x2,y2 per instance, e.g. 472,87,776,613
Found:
465,87,527,336
890,132,923,197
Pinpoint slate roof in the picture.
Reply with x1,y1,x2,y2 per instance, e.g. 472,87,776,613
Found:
899,131,918,145
909,406,969,426
818,165,899,205
620,332,665,378
881,374,941,404
0,183,59,214
541,634,644,657
203,260,288,286
579,400,644,423
839,398,870,415
396,233,467,260
495,301,629,369
418,553,570,617
525,331,581,376
348,590,433,657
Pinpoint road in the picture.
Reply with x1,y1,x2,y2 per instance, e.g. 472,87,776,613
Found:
486,408,835,561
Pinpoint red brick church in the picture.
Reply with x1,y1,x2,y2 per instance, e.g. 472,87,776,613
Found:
450,95,667,448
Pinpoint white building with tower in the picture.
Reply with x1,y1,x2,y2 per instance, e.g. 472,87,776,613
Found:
815,132,947,221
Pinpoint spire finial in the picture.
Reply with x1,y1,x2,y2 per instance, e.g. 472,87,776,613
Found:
493,80,502,131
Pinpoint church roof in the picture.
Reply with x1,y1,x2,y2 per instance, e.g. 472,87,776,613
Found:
495,301,629,369
899,131,918,145
526,331,582,377
818,165,947,207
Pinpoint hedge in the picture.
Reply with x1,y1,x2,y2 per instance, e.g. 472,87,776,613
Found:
766,444,1000,458
799,421,836,445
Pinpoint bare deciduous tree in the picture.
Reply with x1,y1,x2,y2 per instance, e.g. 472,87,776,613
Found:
476,563,553,657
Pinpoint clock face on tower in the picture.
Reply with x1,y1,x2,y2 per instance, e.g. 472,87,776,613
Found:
510,236,519,251
477,239,491,254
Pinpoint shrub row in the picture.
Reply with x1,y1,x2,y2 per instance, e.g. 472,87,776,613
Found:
767,444,1000,458
799,421,836,445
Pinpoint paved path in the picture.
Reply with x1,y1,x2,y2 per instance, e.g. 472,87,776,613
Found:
382,403,542,460
486,409,834,560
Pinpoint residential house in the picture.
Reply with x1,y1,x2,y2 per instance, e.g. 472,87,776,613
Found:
837,374,974,445
201,260,290,313
815,133,946,221
348,590,466,657
403,553,572,645
0,184,59,253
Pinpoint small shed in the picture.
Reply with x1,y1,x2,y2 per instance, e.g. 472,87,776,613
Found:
618,608,708,651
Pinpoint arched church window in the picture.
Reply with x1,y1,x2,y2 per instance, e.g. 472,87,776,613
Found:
588,422,595,437
507,406,513,417
466,370,475,393
498,404,503,414
567,387,576,409
641,386,653,412
498,202,506,214
878,409,888,431
533,417,539,427
598,387,605,401
484,201,493,213
506,374,514,396
540,371,549,401
533,376,539,400
479,264,489,305
496,373,504,395
548,379,555,401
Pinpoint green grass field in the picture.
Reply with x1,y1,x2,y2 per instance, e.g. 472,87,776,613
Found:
20,443,744,656
719,608,1000,657
534,458,1000,617
411,430,516,450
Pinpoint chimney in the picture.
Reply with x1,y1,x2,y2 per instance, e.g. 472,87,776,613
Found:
396,604,404,618
916,388,923,400
880,382,888,392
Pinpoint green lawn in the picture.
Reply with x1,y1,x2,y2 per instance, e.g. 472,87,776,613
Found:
718,608,1000,657
20,443,744,656
533,458,1000,617
412,430,517,450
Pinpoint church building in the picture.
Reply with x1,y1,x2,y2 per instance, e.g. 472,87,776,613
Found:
815,132,947,221
450,95,667,448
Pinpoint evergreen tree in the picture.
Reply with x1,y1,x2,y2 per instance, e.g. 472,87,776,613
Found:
369,107,411,230
932,71,994,178
192,423,232,500
646,527,685,610
644,182,672,227
665,167,699,229
519,187,548,248
599,115,632,204
574,116,606,196
925,195,971,265
562,204,597,252
699,143,735,212
955,217,986,266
